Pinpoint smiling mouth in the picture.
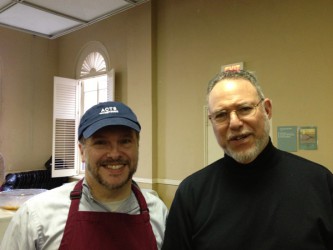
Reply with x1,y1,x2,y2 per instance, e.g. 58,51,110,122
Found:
229,134,249,141
104,164,124,170
99,162,126,170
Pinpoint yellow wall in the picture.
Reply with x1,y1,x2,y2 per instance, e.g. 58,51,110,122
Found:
0,0,333,208
56,3,155,183
0,28,57,171
154,0,333,207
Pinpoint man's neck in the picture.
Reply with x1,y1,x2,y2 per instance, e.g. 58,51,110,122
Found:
85,176,132,202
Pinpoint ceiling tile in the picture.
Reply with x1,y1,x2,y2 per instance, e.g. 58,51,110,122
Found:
0,3,82,36
27,0,130,21
0,0,148,39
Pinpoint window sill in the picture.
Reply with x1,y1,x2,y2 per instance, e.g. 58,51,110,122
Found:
69,174,84,182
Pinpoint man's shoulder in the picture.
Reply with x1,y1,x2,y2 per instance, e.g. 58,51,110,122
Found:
179,159,224,189
141,189,168,215
25,181,77,208
279,149,332,173
141,189,167,206
189,158,223,177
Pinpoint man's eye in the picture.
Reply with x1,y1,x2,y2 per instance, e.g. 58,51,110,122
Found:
120,138,133,145
238,106,253,114
93,140,108,145
215,111,228,119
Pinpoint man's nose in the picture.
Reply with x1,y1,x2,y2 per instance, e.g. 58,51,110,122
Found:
106,145,121,158
228,111,243,128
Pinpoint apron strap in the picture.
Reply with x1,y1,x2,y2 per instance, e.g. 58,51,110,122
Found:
69,179,150,214
59,179,157,250
59,179,84,249
132,184,149,214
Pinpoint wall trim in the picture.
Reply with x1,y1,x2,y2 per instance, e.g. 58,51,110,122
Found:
133,177,181,186
70,175,181,186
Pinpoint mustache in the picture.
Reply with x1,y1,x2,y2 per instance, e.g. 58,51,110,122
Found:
98,159,129,166
227,132,251,141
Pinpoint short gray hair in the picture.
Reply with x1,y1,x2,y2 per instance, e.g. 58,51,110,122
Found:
207,70,265,99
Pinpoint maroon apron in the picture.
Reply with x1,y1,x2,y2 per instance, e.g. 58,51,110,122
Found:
59,179,158,250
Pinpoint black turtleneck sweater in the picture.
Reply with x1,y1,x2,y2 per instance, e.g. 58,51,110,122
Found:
162,140,333,250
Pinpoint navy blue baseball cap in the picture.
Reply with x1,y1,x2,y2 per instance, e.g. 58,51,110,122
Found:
78,101,141,139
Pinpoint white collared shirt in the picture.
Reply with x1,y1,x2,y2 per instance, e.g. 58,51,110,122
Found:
0,180,168,250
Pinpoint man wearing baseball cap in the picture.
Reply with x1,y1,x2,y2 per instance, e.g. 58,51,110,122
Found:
1,101,168,250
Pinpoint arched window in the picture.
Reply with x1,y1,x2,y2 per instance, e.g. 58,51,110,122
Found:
76,41,110,78
80,51,106,77
76,41,114,113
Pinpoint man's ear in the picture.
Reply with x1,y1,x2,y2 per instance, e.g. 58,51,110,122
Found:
263,98,273,119
78,142,86,163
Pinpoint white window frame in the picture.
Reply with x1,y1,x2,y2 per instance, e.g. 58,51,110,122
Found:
52,70,114,177
52,41,114,177
52,77,80,177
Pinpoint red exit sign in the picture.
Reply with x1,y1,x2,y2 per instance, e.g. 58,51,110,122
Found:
221,62,244,72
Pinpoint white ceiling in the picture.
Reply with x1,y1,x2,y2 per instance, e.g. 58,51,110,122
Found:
0,0,147,39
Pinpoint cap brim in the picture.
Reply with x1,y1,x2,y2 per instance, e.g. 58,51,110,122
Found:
82,117,141,139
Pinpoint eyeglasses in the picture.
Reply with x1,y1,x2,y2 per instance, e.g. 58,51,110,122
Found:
209,99,264,125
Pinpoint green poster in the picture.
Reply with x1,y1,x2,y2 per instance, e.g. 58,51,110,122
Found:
277,126,297,152
299,126,317,150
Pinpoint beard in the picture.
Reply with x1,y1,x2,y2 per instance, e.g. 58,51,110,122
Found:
225,115,271,164
86,160,137,191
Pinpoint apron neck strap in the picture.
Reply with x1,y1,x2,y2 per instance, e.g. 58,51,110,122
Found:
131,183,149,213
70,179,149,214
